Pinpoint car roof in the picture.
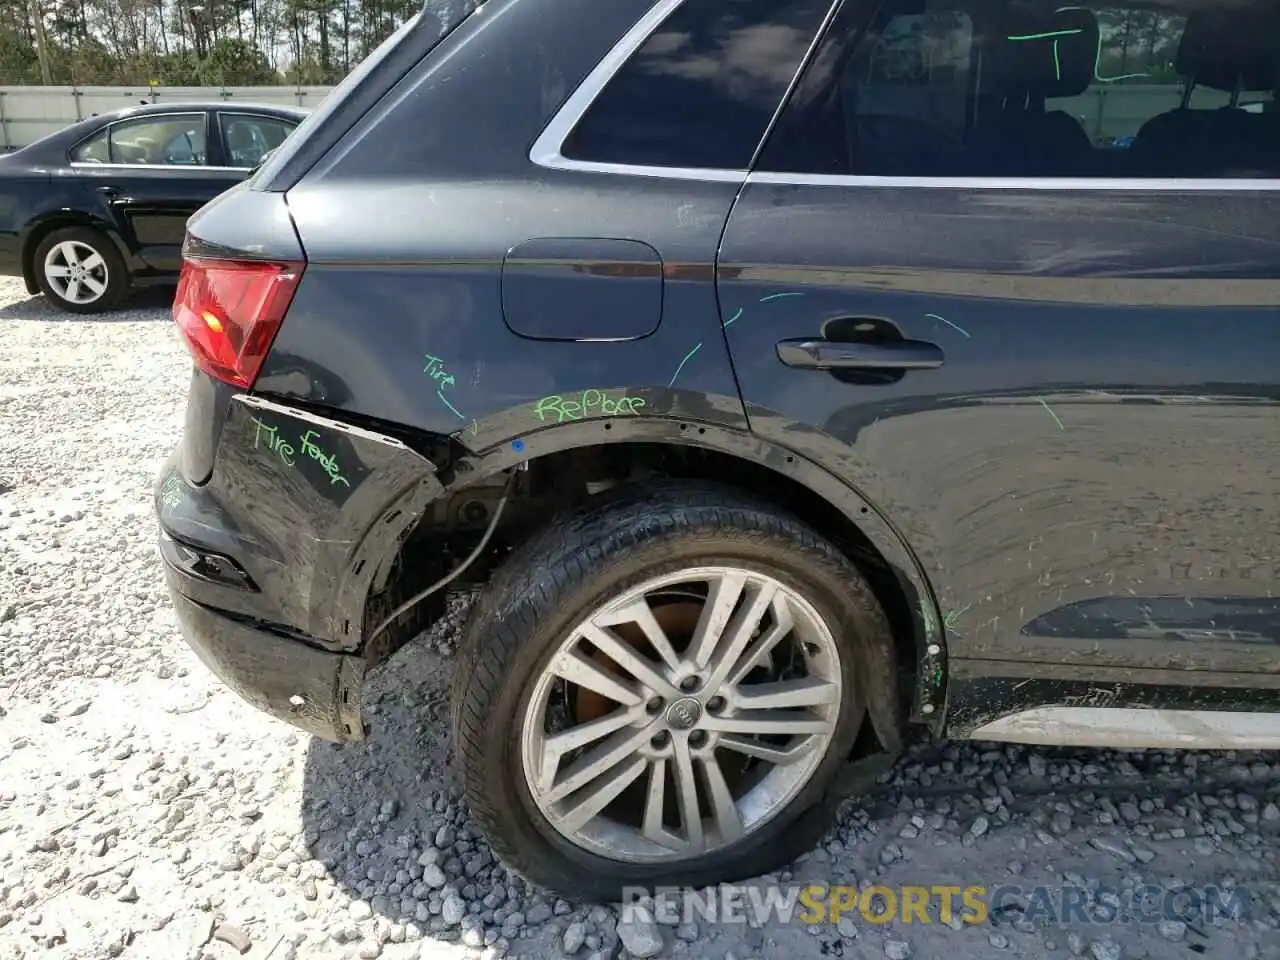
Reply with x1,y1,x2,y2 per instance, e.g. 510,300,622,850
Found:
89,101,310,122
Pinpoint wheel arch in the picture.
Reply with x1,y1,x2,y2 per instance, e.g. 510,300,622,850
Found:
369,414,947,734
21,213,134,294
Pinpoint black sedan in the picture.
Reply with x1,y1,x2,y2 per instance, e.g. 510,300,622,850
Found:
0,101,307,313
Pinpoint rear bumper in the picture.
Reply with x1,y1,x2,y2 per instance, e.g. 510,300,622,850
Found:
165,569,367,742
153,393,446,742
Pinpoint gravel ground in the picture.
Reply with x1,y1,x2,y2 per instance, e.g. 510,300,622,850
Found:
2,276,1280,960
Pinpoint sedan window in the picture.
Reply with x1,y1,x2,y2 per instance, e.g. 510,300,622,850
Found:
106,115,208,166
220,114,298,168
70,131,109,164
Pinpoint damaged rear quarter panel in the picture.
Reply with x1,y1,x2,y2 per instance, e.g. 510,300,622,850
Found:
162,395,444,650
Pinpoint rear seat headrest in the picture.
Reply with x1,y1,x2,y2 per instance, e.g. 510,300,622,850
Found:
1176,7,1280,93
990,5,1099,100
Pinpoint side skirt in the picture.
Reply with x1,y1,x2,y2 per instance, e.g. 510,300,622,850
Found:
945,666,1280,750
968,706,1280,750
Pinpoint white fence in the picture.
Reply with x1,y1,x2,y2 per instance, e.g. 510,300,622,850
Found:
0,86,335,149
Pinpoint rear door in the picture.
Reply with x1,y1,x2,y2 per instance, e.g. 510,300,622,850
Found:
69,111,243,272
717,0,1280,719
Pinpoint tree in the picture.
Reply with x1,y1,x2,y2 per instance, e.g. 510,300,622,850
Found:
0,0,426,84
197,35,278,83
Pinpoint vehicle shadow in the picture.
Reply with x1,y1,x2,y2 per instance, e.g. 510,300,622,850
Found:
298,594,567,950
0,286,175,320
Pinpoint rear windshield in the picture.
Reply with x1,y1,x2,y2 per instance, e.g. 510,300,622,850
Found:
251,0,484,188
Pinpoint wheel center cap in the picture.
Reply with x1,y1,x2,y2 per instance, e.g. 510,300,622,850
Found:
665,697,702,731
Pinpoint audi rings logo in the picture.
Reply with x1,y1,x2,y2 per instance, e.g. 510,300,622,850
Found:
665,697,702,731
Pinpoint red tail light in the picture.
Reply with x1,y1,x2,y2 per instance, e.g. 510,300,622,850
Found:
172,256,304,389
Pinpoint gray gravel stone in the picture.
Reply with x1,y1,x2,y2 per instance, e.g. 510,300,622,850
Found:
421,863,447,888
675,922,699,942
442,894,467,926
563,921,587,954
349,900,373,921
616,910,663,958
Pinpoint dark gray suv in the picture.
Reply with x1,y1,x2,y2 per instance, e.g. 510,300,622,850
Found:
155,0,1280,901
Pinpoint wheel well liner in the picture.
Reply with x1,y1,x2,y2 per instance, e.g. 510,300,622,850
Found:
372,418,946,730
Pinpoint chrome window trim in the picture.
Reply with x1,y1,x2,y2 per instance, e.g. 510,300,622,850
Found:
529,0,1280,192
68,162,246,174
747,172,1280,192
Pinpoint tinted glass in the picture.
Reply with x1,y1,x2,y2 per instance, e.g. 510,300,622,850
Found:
758,0,1280,178
221,114,297,167
107,115,208,166
561,0,835,169
70,131,108,163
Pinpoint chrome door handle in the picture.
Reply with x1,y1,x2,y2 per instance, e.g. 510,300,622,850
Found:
776,338,945,371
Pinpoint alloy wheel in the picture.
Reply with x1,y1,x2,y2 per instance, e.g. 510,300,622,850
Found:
43,240,109,305
521,566,843,863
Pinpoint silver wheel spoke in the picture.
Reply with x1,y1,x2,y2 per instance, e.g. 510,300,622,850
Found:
700,754,744,844
687,573,746,668
703,710,832,736
704,581,778,692
672,739,704,851
641,758,671,846
552,649,643,707
537,707,636,792
581,623,677,698
65,280,81,302
728,595,794,684
595,599,682,671
58,242,80,265
718,734,819,766
81,252,105,271
556,757,647,833
46,264,71,278
544,724,654,804
733,676,840,710
81,275,107,297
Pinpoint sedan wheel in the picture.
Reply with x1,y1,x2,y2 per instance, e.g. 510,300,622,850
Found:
44,240,110,306
453,482,899,901
33,227,127,314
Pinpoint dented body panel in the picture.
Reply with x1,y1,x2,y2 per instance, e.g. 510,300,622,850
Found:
161,395,443,650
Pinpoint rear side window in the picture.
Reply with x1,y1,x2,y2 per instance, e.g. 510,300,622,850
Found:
70,131,108,163
757,0,1280,179
220,114,297,168
561,0,835,170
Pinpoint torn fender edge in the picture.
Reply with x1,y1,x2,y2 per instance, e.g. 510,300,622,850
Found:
194,394,447,651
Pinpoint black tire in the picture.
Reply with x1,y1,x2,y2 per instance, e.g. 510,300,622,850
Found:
32,226,128,314
452,481,900,901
